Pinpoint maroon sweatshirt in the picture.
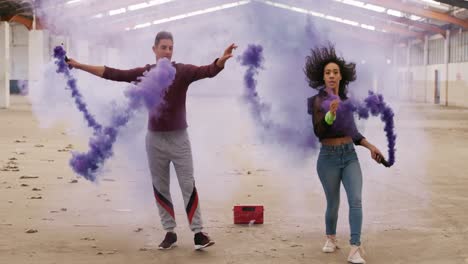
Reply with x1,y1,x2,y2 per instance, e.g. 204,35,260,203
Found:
103,59,223,132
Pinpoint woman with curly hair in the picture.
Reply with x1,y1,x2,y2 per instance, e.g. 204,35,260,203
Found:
306,44,383,264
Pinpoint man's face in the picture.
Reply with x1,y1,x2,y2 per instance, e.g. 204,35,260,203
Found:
152,39,173,61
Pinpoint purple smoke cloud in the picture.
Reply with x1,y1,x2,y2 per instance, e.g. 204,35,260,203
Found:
53,46,175,181
53,46,103,132
321,90,396,167
238,44,317,149
239,45,396,166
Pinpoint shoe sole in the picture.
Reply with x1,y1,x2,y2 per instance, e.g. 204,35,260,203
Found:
347,259,366,264
322,248,336,253
194,241,215,250
158,244,177,250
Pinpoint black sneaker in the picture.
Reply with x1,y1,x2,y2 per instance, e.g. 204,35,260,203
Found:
158,232,177,250
194,232,215,250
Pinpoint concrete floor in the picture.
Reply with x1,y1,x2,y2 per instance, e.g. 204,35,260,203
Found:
0,95,467,264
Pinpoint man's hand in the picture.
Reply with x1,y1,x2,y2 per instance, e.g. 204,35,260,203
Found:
216,43,238,68
66,58,81,69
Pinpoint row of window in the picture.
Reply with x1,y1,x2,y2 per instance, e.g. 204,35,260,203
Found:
396,31,468,66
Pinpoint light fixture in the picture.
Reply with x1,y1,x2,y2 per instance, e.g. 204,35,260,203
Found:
127,1,250,28
66,0,81,4
260,0,378,32
109,8,126,16
387,9,403,17
134,22,152,29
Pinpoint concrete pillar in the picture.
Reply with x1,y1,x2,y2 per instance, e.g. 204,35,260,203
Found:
106,47,120,67
72,39,89,79
392,45,398,99
372,72,378,93
444,29,450,106
423,35,429,103
28,29,46,83
423,35,429,66
94,44,105,65
0,22,10,108
75,39,89,62
406,41,411,101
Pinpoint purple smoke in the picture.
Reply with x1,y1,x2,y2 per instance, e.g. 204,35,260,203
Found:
238,44,266,122
53,46,103,132
238,45,395,165
238,44,317,149
321,90,396,167
53,46,175,181
360,91,396,166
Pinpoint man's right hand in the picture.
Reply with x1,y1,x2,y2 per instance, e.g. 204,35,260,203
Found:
66,58,80,69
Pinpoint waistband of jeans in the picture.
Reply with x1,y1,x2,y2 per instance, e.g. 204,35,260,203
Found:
320,142,355,152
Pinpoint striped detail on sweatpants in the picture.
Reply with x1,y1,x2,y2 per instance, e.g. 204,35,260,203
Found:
186,187,199,224
153,185,175,219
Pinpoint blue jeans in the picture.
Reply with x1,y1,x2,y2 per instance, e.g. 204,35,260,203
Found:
317,142,363,246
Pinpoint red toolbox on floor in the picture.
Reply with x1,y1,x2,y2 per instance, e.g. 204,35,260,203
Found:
233,205,264,224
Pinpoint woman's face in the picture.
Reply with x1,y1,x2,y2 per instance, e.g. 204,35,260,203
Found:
323,62,342,92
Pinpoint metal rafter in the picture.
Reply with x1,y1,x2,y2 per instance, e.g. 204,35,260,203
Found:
434,0,468,9
362,0,468,28
287,0,426,39
327,0,447,37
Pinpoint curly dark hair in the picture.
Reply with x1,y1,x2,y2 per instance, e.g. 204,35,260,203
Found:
304,44,356,100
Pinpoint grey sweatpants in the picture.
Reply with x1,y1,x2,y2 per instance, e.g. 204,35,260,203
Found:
145,129,203,233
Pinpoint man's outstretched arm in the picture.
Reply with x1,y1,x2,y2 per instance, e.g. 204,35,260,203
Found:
66,58,105,77
186,43,238,83
66,58,147,83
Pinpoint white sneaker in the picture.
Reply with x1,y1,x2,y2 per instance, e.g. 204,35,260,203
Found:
347,245,366,264
322,238,338,253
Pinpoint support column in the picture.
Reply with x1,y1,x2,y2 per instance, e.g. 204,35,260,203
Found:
444,29,450,106
423,35,429,103
28,29,46,85
392,45,398,99
106,47,120,67
0,22,10,108
75,39,89,62
73,39,89,79
372,72,378,93
406,41,411,101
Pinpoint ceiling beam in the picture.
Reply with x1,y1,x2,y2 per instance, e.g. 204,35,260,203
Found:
328,0,446,37
435,0,468,9
380,23,426,39
392,16,446,37
93,0,248,31
362,0,468,28
0,13,44,30
1,14,31,29
288,0,426,39
331,25,396,46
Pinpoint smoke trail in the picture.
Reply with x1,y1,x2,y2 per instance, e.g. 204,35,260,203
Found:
238,44,267,122
238,44,317,149
321,90,396,167
53,46,103,132
359,91,396,166
238,45,395,165
53,46,176,181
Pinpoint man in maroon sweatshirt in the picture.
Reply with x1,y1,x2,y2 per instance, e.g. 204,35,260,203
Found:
67,31,237,250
